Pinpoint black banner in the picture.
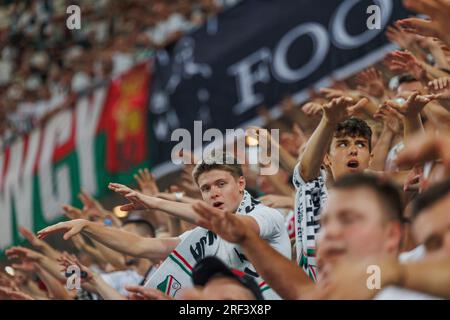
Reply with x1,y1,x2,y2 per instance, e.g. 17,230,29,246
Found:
148,0,411,171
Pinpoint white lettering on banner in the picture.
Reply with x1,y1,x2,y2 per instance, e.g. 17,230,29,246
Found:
0,131,41,249
228,48,272,115
229,0,393,115
75,88,106,196
330,0,392,49
39,110,73,222
273,23,329,83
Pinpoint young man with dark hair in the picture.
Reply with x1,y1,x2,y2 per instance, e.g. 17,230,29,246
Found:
411,180,450,258
192,173,410,299
38,153,291,299
293,96,373,280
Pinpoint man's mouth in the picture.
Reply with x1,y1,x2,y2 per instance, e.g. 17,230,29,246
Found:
347,159,359,169
213,202,225,209
324,247,346,259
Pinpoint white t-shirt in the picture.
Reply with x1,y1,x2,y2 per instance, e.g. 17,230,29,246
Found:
179,202,291,261
101,269,143,297
375,246,442,300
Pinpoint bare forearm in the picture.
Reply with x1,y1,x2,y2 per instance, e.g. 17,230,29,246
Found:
83,222,178,261
269,136,298,173
240,231,313,300
369,128,394,171
152,197,199,224
403,115,424,146
384,258,450,299
92,274,127,300
264,173,295,197
36,268,71,300
300,117,335,181
168,216,183,237
36,242,61,261
38,255,66,282
91,239,126,270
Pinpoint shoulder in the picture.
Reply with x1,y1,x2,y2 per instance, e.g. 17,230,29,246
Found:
293,163,327,189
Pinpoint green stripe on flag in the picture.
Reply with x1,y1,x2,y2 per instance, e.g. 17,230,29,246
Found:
169,254,192,277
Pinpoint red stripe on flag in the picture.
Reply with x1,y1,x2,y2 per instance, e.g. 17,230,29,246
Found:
173,250,193,270
167,276,173,295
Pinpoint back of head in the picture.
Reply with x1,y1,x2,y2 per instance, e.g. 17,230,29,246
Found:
122,218,156,238
332,173,403,222
411,179,450,220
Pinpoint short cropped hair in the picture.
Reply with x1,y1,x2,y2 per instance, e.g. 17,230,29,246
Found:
332,173,403,222
411,179,450,219
333,117,373,151
192,153,243,185
123,218,156,238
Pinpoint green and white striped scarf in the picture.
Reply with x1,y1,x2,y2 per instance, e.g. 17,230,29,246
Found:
144,190,280,299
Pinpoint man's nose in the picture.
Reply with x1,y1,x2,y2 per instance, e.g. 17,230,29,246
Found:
322,222,342,240
210,185,221,199
348,144,358,156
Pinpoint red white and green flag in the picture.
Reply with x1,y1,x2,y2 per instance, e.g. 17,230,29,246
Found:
0,62,151,254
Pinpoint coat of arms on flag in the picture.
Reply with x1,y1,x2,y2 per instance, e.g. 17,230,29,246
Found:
157,275,181,297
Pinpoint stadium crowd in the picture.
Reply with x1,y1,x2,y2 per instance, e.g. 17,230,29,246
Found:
1,0,450,300
0,0,239,149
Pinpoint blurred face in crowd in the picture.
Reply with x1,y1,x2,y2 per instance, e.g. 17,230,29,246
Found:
122,222,154,273
179,276,256,300
197,170,245,213
325,136,371,179
397,80,424,98
412,194,450,259
317,187,402,273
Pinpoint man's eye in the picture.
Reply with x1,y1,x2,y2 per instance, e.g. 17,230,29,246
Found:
339,142,347,147
357,143,365,148
425,235,443,252
218,181,226,187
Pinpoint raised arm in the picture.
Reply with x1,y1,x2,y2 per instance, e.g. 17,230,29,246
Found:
299,97,362,181
193,202,314,300
108,182,202,224
38,219,180,261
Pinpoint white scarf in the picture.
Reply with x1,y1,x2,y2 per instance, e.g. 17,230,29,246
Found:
145,190,281,299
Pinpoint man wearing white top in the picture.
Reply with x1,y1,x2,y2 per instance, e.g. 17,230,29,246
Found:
38,153,290,298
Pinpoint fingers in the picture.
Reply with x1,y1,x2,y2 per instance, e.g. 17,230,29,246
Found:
108,183,132,196
78,190,95,207
120,203,137,211
37,222,70,239
125,286,169,300
63,228,79,241
62,204,83,220
347,98,368,115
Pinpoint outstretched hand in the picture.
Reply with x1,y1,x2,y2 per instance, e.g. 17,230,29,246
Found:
108,183,149,211
134,168,159,196
192,201,250,245
37,220,88,240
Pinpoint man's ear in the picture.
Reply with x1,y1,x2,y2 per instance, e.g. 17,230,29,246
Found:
238,176,246,193
324,153,332,168
385,221,403,254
